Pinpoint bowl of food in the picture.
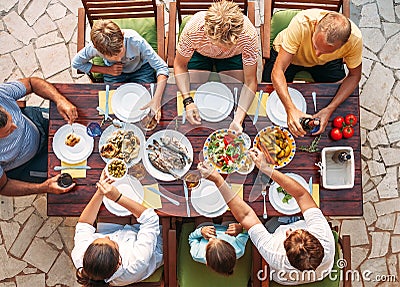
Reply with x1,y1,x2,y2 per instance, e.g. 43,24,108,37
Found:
236,154,255,175
253,126,296,169
203,129,247,174
106,158,128,180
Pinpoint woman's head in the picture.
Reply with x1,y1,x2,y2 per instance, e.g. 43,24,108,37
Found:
284,229,324,271
204,1,244,47
205,238,236,276
90,20,124,58
76,237,120,286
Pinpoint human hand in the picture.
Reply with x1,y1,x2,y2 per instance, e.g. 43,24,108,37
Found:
225,223,243,236
229,120,243,134
141,98,161,122
287,108,308,137
312,107,332,135
107,62,123,76
46,175,75,194
249,148,274,177
185,103,201,125
201,226,216,240
56,98,78,124
197,161,222,184
96,173,119,201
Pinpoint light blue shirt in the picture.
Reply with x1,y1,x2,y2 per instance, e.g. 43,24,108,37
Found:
188,224,249,264
72,29,169,78
0,81,40,177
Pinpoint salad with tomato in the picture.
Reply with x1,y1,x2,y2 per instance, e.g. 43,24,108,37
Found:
205,130,246,173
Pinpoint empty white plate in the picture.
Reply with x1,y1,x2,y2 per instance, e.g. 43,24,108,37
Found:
191,179,228,217
103,175,144,216
266,87,307,127
194,82,234,122
111,83,151,123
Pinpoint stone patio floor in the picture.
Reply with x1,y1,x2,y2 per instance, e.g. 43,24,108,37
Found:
0,0,399,286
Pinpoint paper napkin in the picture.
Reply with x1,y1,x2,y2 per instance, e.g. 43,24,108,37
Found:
312,184,320,207
60,160,87,178
177,91,196,116
247,92,269,116
98,90,115,114
143,183,162,209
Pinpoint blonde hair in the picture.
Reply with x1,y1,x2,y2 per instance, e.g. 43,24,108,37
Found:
90,20,124,56
315,12,351,45
204,1,244,46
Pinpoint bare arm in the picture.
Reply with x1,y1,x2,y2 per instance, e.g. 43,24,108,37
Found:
78,189,104,225
312,64,362,135
20,77,78,124
271,50,308,137
141,74,168,122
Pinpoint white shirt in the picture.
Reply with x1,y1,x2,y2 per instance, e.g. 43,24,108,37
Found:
71,209,163,285
248,208,335,285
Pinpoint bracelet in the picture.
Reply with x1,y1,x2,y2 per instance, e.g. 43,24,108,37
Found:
114,193,123,203
183,96,194,108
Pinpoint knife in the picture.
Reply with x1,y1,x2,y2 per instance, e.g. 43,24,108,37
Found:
312,91,317,112
147,186,180,206
309,177,313,195
183,181,190,217
182,110,186,125
105,84,110,120
54,166,91,171
233,87,238,115
253,90,263,125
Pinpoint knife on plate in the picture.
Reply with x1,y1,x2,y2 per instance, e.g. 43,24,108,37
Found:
147,186,180,206
105,84,110,120
253,90,263,125
309,177,313,195
54,166,91,171
183,181,190,217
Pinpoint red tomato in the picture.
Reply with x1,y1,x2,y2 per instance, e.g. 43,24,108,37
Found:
223,135,234,146
342,126,354,138
330,128,343,141
345,114,357,126
333,116,345,128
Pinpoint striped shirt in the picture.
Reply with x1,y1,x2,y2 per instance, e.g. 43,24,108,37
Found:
0,82,40,177
177,11,259,66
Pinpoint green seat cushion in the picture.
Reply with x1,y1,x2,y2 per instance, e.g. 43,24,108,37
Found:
270,231,341,287
140,265,164,283
90,18,158,81
177,222,252,287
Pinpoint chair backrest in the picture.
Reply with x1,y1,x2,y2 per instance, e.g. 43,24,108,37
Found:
261,0,350,59
167,0,255,67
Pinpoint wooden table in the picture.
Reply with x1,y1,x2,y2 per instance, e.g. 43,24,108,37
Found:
47,83,362,217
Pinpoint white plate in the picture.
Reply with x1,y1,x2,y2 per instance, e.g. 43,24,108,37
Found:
103,175,144,216
52,123,94,164
191,179,228,217
98,123,145,167
111,83,151,123
194,82,234,122
143,130,193,181
266,87,307,127
269,173,309,215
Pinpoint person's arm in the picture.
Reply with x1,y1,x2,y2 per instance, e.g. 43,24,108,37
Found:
312,64,362,135
229,63,257,133
20,77,78,124
271,49,308,137
78,189,104,225
174,52,201,125
141,74,168,122
188,227,207,264
0,172,75,196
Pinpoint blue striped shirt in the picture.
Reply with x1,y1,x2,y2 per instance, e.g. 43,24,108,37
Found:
0,81,39,177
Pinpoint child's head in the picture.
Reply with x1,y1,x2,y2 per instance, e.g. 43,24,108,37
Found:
205,237,236,276
283,229,324,271
91,20,124,58
76,237,120,286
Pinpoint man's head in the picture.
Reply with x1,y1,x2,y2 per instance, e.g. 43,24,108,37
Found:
312,12,351,56
91,20,125,60
284,229,324,271
0,107,17,138
206,237,236,275
204,0,244,47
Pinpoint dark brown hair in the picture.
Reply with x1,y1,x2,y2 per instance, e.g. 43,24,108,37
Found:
284,229,324,271
76,241,120,286
205,238,236,276
0,107,8,128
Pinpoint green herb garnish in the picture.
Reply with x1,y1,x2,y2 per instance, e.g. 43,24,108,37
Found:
277,186,293,204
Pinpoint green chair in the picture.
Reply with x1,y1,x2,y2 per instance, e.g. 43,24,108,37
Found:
76,0,166,82
171,221,253,287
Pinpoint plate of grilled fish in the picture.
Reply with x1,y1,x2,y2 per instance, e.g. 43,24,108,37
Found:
143,130,193,181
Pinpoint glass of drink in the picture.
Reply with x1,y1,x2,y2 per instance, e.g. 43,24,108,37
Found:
57,173,73,188
140,110,157,132
184,170,201,190
86,122,102,137
129,162,147,181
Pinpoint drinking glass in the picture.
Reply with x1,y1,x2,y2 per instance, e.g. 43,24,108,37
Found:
184,170,201,191
140,110,157,132
86,122,102,137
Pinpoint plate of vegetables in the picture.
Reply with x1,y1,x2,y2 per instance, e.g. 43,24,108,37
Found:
268,173,309,215
203,129,247,174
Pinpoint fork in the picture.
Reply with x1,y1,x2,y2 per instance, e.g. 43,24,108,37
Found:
261,187,268,219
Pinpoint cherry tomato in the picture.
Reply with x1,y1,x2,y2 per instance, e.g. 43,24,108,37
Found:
223,135,234,146
330,128,343,141
342,126,354,138
345,114,357,126
333,116,345,128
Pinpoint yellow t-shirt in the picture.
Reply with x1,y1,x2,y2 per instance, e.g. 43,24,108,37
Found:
273,9,362,69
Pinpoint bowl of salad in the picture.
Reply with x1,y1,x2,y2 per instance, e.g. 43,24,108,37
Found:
203,129,247,174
